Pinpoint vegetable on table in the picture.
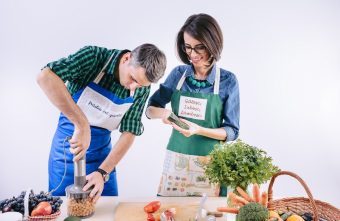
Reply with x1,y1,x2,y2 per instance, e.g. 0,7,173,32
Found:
252,183,261,203
236,186,254,202
228,192,249,205
237,202,269,221
261,191,268,207
204,139,280,190
217,207,239,214
144,201,161,213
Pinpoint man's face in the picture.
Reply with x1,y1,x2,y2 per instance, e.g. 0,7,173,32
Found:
119,53,151,96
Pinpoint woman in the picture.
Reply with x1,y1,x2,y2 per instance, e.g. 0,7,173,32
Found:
146,14,240,196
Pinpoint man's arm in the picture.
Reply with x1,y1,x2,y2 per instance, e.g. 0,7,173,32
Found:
83,131,135,202
37,68,91,161
100,132,135,173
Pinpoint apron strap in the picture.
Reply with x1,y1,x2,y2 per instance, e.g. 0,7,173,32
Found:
176,69,187,90
176,67,221,94
213,67,220,95
93,52,116,84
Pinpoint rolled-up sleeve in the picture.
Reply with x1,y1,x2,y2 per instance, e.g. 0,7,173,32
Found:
45,46,99,82
221,74,240,141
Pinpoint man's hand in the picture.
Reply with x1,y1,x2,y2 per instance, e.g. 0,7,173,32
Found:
69,125,91,161
83,171,104,203
171,118,201,137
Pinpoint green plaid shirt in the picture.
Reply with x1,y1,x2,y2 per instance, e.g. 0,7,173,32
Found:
45,46,150,136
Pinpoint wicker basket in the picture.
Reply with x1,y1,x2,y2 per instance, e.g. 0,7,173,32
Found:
23,189,61,221
28,210,61,221
267,171,340,221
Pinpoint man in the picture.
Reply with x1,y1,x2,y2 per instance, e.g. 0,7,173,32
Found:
37,44,166,201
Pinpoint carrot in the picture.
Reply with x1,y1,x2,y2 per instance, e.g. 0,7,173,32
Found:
228,192,238,205
261,191,268,207
252,183,261,203
217,207,239,214
228,195,243,207
236,186,254,202
228,192,249,205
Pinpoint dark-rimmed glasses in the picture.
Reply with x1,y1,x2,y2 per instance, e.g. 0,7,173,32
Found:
182,44,207,55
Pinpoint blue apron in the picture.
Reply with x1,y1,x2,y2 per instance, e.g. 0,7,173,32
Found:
48,55,133,196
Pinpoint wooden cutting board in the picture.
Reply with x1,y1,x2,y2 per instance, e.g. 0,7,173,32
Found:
114,201,199,221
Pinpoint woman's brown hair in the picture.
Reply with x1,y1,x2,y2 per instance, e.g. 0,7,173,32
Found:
176,13,223,65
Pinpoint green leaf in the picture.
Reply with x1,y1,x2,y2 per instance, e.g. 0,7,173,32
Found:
204,139,280,188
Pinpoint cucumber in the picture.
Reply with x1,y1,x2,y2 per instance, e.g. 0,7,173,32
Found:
167,112,190,130
64,216,81,221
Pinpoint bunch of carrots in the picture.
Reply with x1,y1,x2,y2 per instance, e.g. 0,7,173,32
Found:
217,183,268,214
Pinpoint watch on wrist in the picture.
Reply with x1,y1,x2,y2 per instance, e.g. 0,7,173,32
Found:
96,168,110,183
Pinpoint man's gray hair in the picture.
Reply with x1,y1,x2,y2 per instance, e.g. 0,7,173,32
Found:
130,43,166,83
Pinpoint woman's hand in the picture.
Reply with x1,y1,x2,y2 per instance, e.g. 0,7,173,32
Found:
161,109,172,125
69,125,91,161
171,118,201,137
83,171,104,203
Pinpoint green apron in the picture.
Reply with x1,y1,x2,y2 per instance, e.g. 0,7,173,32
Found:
158,67,223,196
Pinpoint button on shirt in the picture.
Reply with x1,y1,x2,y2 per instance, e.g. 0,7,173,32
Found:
45,46,150,136
148,64,240,141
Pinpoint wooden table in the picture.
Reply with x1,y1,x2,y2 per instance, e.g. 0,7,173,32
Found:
56,196,237,221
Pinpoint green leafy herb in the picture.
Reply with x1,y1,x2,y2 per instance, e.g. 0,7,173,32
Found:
204,139,280,189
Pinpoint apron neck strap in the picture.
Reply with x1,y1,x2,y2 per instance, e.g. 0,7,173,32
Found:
213,67,220,95
176,66,220,94
176,69,187,90
93,52,116,84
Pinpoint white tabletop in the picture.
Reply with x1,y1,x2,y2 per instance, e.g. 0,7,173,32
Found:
56,196,237,221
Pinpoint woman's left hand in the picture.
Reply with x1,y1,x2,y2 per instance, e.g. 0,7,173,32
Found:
83,171,105,203
171,118,201,137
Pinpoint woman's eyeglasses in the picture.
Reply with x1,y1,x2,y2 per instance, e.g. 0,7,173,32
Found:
182,44,207,55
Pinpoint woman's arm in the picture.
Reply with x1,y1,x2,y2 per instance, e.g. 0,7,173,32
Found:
146,106,170,119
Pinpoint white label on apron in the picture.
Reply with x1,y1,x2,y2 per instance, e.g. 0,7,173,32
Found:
178,96,207,120
77,86,132,131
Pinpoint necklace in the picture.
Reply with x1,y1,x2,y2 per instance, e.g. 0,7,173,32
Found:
186,75,210,88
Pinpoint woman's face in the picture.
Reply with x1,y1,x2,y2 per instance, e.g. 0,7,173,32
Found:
183,32,210,68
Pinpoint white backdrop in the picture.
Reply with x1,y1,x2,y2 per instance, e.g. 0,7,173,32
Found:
0,0,339,208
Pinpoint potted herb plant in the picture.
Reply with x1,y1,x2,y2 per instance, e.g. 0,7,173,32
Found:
204,139,280,194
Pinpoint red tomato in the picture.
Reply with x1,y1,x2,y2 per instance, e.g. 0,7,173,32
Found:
144,201,161,213
147,213,155,221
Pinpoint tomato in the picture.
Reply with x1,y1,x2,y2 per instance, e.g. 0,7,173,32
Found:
144,201,161,213
147,213,155,221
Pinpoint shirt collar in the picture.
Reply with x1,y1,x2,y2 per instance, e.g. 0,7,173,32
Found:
185,64,217,85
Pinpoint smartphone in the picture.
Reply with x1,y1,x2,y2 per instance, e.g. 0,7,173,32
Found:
167,112,190,130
